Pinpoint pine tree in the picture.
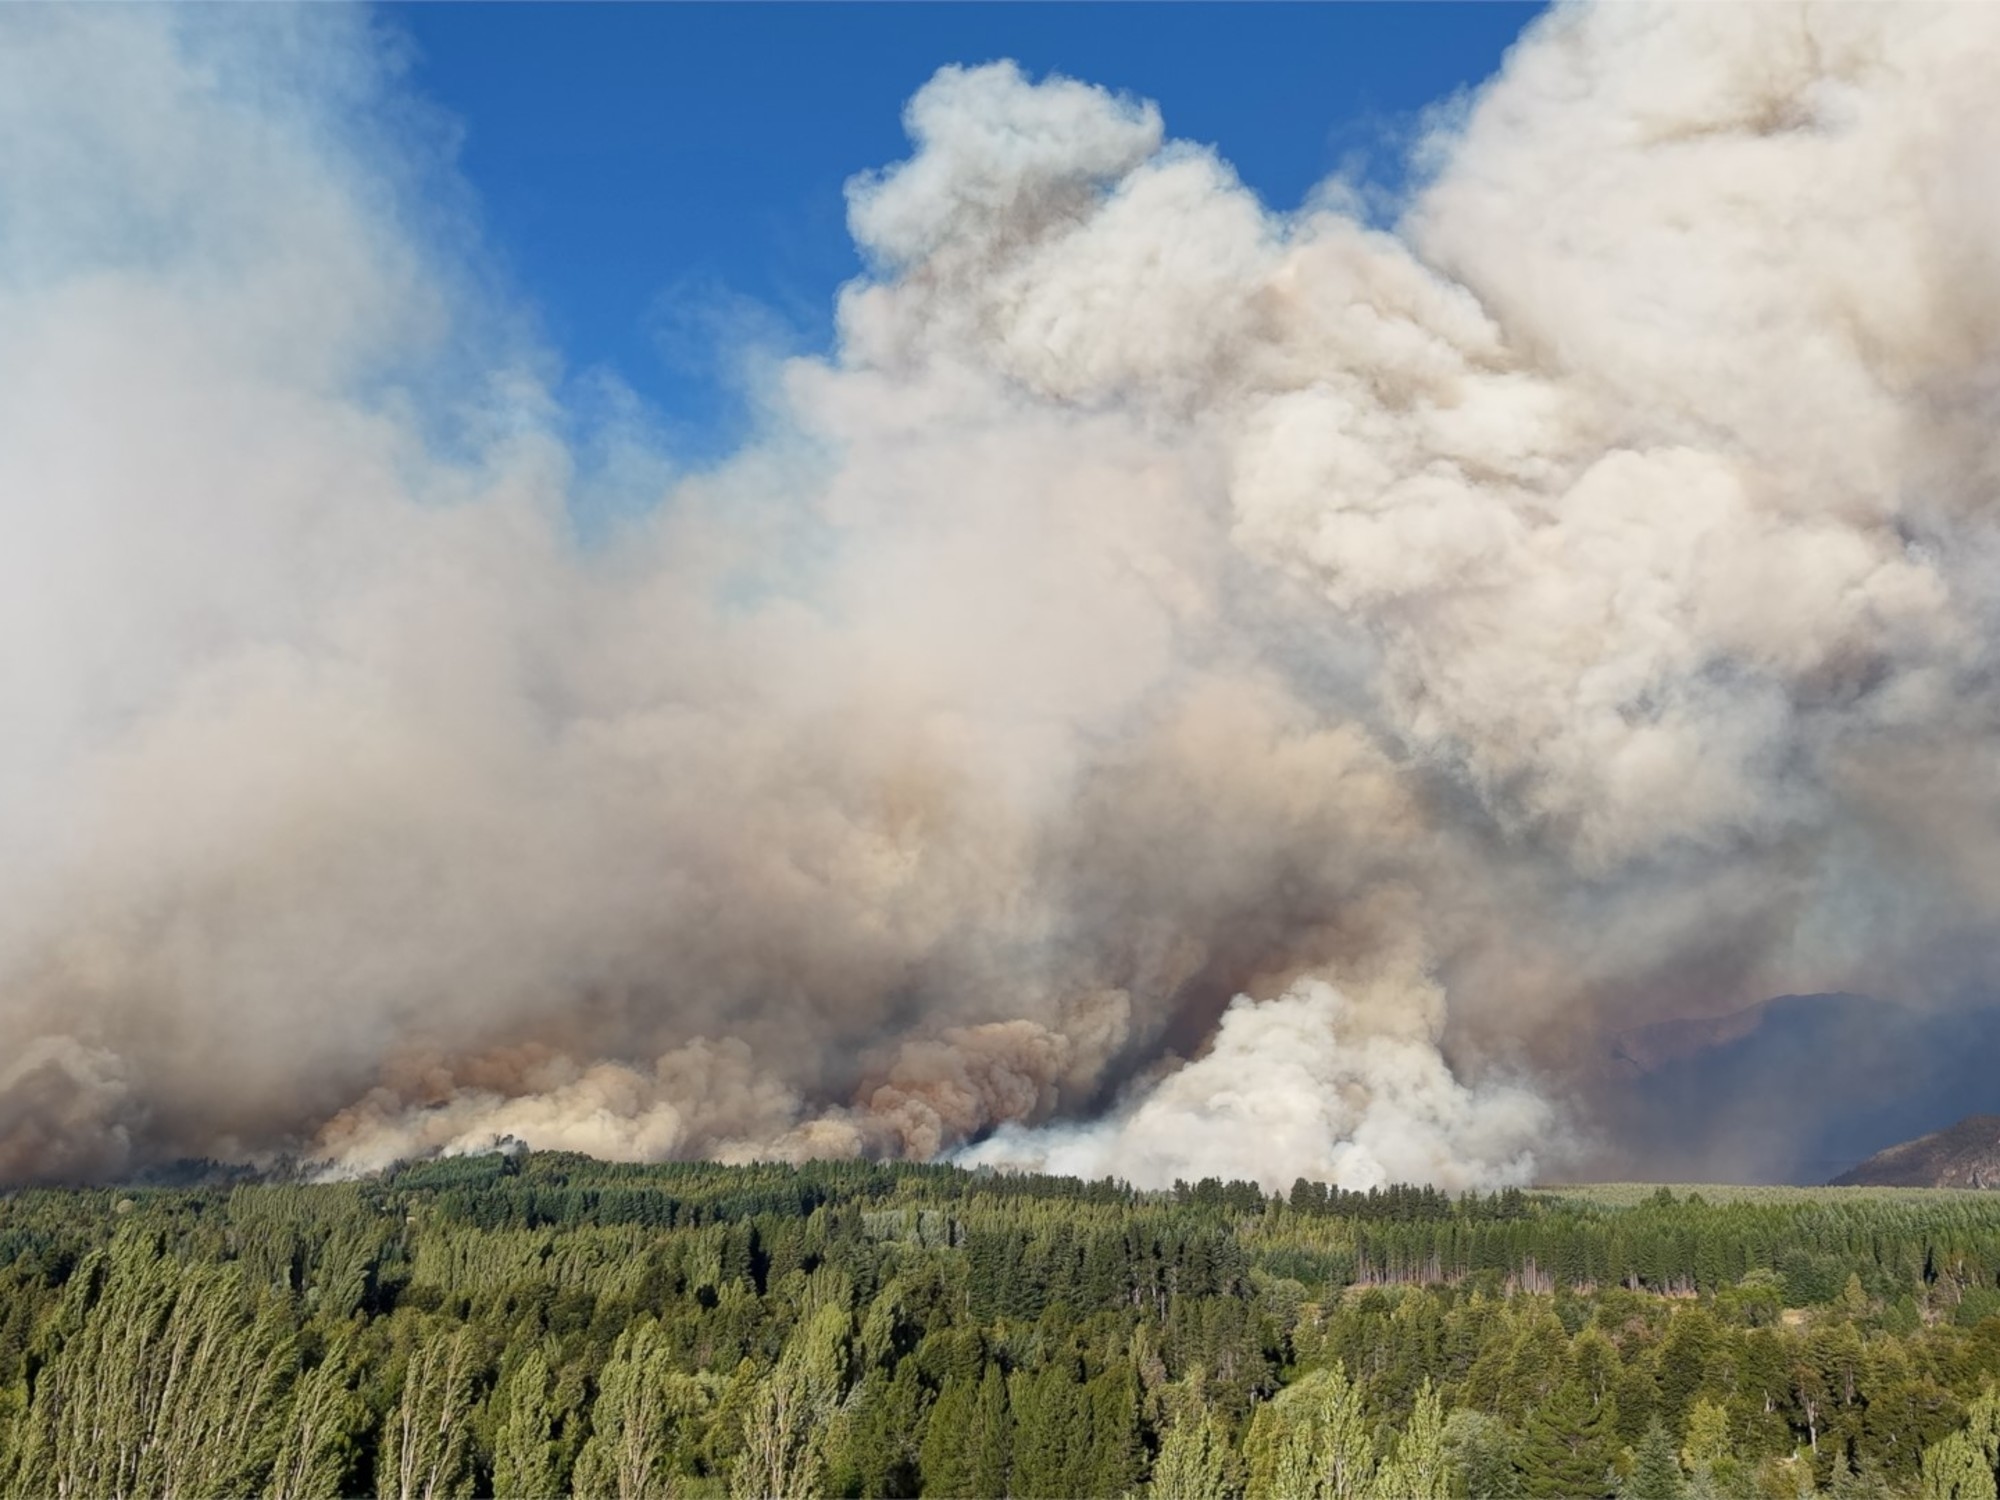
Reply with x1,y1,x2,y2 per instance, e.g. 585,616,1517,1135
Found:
1083,1364,1144,1498
1008,1362,1084,1500
969,1360,1012,1498
1828,1454,1896,1500
1621,1420,1686,1500
918,1374,979,1499
1837,1273,1872,1323
22,1155,2000,1500
1652,1309,1720,1433
834,1361,928,1500
917,1359,1009,1499
1517,1377,1616,1500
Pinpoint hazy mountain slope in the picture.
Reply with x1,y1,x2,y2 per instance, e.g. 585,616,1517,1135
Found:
1601,994,2000,1184
1831,1115,2000,1188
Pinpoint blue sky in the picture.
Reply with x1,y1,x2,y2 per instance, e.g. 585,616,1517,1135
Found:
388,3,1543,460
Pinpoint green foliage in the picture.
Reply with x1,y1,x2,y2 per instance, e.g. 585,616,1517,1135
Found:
1968,1386,2000,1471
572,1320,713,1500
490,1345,561,1499
1151,1408,1238,1500
829,1358,929,1498
731,1301,851,1500
1517,1376,1617,1499
1377,1380,1456,1500
1623,1420,1688,1500
1245,1362,1375,1500
269,1323,368,1499
12,1236,298,1498
377,1320,483,1500
0,1158,1999,1499
918,1360,1008,1499
1919,1431,1998,1500
1445,1408,1525,1499
1679,1396,1741,1498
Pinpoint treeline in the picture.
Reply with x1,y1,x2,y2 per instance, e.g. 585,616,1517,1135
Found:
0,1155,1999,1497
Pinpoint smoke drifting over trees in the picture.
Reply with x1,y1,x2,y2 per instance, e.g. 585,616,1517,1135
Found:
7,4,2000,1187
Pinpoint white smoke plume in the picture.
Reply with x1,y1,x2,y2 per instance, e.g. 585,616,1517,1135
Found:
6,3,2000,1188
962,977,1553,1194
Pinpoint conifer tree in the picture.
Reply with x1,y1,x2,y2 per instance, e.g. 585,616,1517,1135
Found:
918,1359,1011,1500
1621,1420,1686,1500
1828,1454,1896,1500
1837,1272,1873,1323
918,1373,979,1499
832,1361,928,1500
14,1157,2000,1500
969,1359,1011,1497
1084,1364,1145,1498
1008,1362,1084,1499
1517,1377,1616,1500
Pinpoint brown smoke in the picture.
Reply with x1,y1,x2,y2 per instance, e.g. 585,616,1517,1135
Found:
6,4,2000,1188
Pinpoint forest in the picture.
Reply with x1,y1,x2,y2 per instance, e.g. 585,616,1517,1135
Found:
2,1153,2000,1499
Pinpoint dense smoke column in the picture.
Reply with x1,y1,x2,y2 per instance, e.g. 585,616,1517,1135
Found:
5,4,2000,1188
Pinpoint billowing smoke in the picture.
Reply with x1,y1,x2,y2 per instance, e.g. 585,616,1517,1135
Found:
7,3,2000,1190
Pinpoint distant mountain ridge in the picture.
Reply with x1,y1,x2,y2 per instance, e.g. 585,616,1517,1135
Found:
1603,992,2000,1184
1609,1000,1782,1075
1830,1115,2000,1189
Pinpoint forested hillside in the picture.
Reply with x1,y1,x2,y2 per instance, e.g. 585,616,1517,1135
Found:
3,1155,2000,1498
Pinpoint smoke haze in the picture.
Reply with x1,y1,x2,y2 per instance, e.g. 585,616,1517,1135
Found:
7,3,2000,1189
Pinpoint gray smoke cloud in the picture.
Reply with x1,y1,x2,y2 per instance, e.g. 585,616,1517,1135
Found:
6,3,2000,1190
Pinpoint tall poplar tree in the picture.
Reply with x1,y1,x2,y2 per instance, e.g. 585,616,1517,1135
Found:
268,1325,367,1500
378,1323,483,1500
1376,1380,1455,1500
1247,1364,1375,1500
1150,1408,1237,1500
732,1302,851,1500
494,1346,566,1500
15,1242,298,1499
576,1322,684,1500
